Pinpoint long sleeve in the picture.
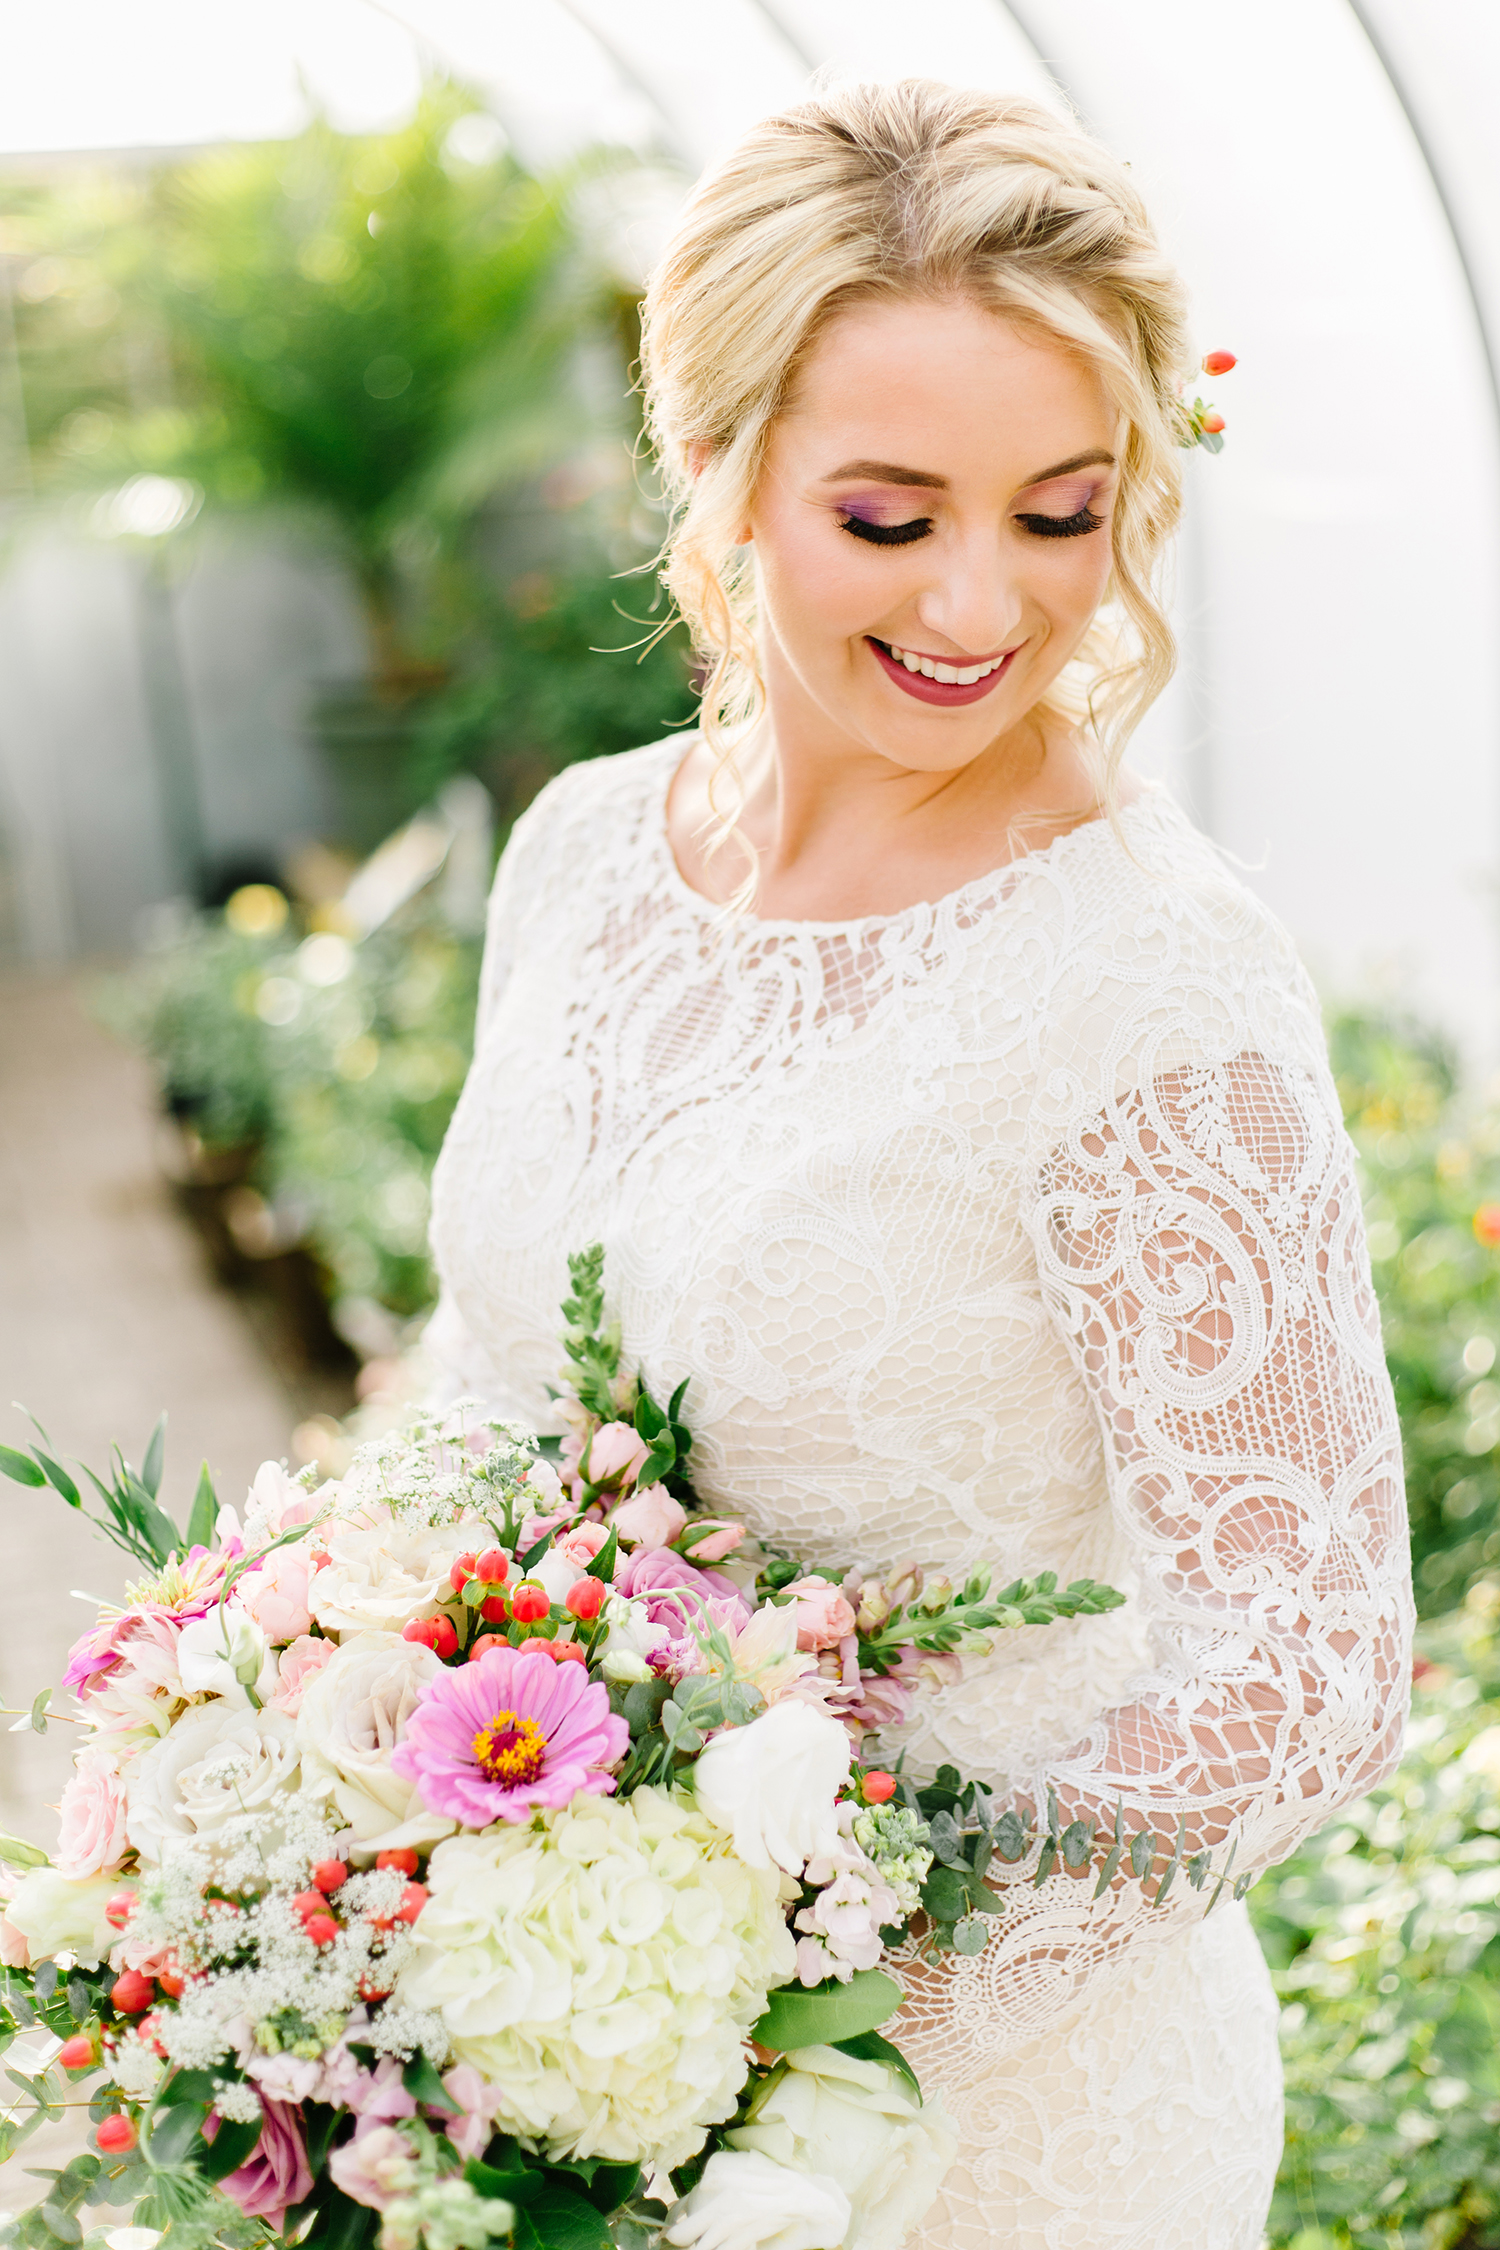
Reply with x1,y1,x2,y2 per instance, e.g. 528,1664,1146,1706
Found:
899,926,1413,2056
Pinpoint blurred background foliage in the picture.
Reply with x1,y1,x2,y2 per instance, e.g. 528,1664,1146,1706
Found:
3,83,692,854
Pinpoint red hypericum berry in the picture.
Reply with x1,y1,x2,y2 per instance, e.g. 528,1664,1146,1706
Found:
156,1963,185,1999
312,1859,349,1895
551,1640,587,1663
376,1848,420,1876
358,1975,393,2002
397,1882,427,1925
291,1889,326,1921
474,1548,511,1586
304,1912,339,1948
96,2113,137,2155
427,1615,459,1661
109,1970,154,2016
468,1633,507,1659
565,1577,608,1622
449,1552,479,1593
1202,349,1237,375
104,1892,136,1931
402,1618,438,1651
136,2013,168,2057
861,1770,898,1804
480,1593,510,1623
1475,1203,1500,1247
1199,411,1225,435
510,1582,549,1623
57,2034,96,2071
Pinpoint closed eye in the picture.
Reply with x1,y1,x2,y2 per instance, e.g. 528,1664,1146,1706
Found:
839,514,933,547
1014,505,1105,540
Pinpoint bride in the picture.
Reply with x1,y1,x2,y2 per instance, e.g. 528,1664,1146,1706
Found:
424,80,1412,2250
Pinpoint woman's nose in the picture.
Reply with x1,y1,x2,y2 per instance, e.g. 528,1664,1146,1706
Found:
912,545,1024,657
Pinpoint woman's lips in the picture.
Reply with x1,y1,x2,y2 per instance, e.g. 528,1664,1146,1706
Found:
866,636,1016,706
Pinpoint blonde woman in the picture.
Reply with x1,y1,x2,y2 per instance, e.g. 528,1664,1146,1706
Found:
427,82,1412,2247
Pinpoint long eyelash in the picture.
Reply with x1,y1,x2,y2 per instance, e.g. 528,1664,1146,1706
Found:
1014,506,1105,540
838,514,933,547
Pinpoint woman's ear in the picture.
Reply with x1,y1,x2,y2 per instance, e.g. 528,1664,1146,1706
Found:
687,440,712,481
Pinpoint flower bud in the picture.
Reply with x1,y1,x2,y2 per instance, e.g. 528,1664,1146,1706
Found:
109,1970,154,2016
96,2113,136,2154
602,1648,653,1684
916,1574,953,1614
1202,349,1237,375
312,1859,349,1894
886,1562,923,1608
104,1892,136,1931
1200,411,1225,435
565,1577,608,1621
861,1770,898,1804
57,2033,96,2071
510,1582,550,1623
474,1549,510,1585
449,1553,478,1594
304,1912,339,1948
855,1580,892,1633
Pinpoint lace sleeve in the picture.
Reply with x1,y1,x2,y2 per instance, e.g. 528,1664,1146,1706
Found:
422,800,533,1409
901,1040,1412,2052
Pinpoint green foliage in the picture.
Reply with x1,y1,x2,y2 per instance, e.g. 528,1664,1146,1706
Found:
0,1409,193,1570
1256,1593,1500,2247
1327,1008,1500,1613
751,1969,904,2053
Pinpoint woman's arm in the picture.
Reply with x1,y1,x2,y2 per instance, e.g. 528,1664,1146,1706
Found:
915,1046,1412,2049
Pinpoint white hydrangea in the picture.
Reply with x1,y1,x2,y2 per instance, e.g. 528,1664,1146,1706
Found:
396,1786,797,2168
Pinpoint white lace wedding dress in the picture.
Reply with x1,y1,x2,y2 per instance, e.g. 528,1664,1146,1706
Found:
425,736,1412,2250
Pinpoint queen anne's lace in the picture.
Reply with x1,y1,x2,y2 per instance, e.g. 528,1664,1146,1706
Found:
427,738,1412,2249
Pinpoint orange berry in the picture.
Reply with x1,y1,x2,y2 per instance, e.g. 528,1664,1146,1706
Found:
376,1848,420,1875
57,2034,96,2071
109,1970,154,2016
1202,349,1237,375
358,1975,393,2002
861,1770,898,1804
157,1964,185,1999
1200,411,1225,435
469,1633,507,1659
304,1912,339,1948
312,1859,349,1894
397,1882,427,1924
551,1640,587,1663
96,2113,136,2154
565,1577,608,1621
510,1582,550,1624
474,1548,510,1585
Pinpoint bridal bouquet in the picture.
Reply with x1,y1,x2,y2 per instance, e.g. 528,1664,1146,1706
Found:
0,1251,1231,2250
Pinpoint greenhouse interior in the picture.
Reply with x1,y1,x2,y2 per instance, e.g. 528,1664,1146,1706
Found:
1,3,1500,2246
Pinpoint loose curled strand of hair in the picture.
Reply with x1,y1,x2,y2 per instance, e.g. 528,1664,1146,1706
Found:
639,79,1196,891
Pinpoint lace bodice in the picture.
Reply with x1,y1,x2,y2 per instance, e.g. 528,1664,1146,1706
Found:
427,736,1411,2126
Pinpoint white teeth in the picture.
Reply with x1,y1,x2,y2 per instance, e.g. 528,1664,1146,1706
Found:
886,641,1006,684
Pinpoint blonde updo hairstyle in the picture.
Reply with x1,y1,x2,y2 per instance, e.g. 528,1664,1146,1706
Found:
640,79,1196,855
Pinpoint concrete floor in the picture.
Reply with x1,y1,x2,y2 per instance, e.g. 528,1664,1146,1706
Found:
0,968,301,1848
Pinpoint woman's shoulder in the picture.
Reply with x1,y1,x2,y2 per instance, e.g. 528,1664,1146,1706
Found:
509,736,682,861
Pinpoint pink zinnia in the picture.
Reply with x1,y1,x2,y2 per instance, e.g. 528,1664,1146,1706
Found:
390,1644,628,1826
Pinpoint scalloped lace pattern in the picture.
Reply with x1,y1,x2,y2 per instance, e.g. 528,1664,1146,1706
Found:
427,739,1412,2248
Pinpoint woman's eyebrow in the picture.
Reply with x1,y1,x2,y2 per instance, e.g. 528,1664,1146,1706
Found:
820,447,1117,491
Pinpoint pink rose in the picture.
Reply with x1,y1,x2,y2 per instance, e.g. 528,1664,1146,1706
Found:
329,2123,417,2212
0,1915,28,1968
54,1748,129,1880
679,1519,746,1563
581,1421,650,1491
610,1484,687,1550
344,2055,417,2133
246,2049,322,2104
518,1508,576,1552
239,1544,314,1644
556,1521,610,1566
246,1461,323,1541
783,1576,858,1651
269,1635,334,1716
615,1546,754,1627
208,2097,312,2232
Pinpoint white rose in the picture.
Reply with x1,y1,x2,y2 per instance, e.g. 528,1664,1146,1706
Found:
533,1548,586,1605
310,1512,464,1636
692,1700,850,1876
666,2150,851,2250
296,1631,456,1854
729,2047,958,2250
176,1606,269,1702
126,1704,301,1862
522,1457,565,1512
5,1868,121,1966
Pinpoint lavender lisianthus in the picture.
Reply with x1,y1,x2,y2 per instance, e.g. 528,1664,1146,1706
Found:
390,1644,629,1826
207,2095,313,2232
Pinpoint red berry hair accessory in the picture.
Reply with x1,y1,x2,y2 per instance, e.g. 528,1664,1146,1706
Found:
1179,351,1237,453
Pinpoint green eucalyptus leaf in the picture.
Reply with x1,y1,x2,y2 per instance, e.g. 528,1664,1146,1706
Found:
140,1415,167,1500
0,1446,45,1489
1060,1820,1093,1871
